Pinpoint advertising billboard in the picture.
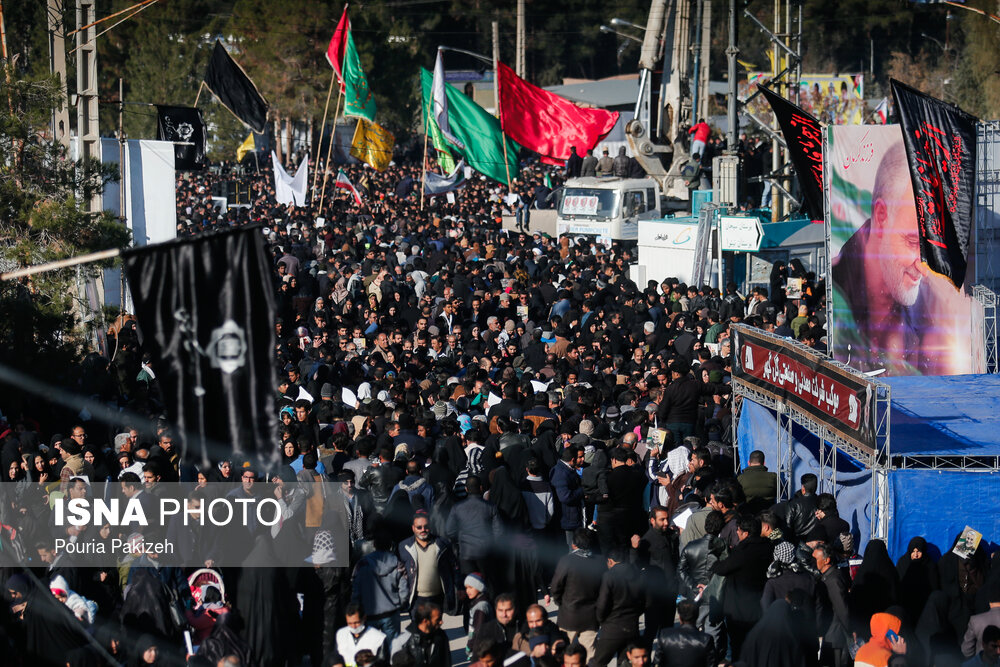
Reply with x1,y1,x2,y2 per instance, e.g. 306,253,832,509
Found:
743,73,865,125
826,125,977,376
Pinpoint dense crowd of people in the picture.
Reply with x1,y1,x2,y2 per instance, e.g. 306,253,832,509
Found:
0,153,996,667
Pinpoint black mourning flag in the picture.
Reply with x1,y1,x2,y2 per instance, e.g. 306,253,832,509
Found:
758,85,825,221
891,79,977,289
156,105,207,171
122,227,277,463
203,40,269,134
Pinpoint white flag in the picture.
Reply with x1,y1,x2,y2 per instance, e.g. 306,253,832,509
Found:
272,152,308,206
433,49,465,150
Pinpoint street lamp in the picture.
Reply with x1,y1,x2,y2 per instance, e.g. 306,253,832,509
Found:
600,25,643,44
610,17,646,32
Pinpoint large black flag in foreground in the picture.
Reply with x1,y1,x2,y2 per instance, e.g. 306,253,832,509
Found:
156,105,207,171
122,227,277,463
891,79,977,288
203,40,269,133
758,85,825,221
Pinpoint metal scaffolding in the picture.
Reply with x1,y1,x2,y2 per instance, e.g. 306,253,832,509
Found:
731,326,891,540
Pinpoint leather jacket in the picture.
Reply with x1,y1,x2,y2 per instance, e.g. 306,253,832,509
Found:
785,492,819,541
360,461,403,512
678,534,727,596
651,623,715,667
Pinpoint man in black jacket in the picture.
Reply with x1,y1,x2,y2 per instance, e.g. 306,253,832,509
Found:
651,600,715,667
784,473,820,543
631,506,680,636
655,359,722,441
814,543,852,667
710,515,772,661
391,602,451,667
360,447,404,514
445,477,503,580
551,529,605,661
590,548,648,667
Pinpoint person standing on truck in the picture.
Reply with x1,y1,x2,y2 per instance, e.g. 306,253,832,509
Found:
581,149,598,177
613,147,630,177
597,148,614,176
688,119,711,161
565,146,583,178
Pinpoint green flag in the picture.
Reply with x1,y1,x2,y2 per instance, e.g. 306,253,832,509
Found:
419,68,518,184
421,88,456,173
343,32,376,121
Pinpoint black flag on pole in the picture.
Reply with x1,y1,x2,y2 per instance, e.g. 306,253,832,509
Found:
758,85,825,221
203,40,269,134
156,105,207,171
122,227,277,463
891,79,977,288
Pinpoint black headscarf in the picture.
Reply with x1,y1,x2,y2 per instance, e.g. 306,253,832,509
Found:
895,536,938,626
850,539,900,637
740,599,811,667
197,610,253,666
21,576,90,667
120,568,176,642
236,535,298,667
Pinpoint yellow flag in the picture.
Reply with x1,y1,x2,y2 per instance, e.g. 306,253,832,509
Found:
350,118,395,172
237,133,255,163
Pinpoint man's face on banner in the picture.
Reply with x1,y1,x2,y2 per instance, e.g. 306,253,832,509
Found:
872,177,927,307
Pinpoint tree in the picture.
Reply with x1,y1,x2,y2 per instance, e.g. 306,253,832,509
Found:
0,68,131,400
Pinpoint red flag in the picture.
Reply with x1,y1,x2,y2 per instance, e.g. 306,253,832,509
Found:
496,61,619,162
326,8,350,83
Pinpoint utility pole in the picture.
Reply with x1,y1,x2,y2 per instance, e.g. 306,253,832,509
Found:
48,0,70,147
726,0,738,150
698,0,712,122
771,0,781,222
75,0,99,210
516,0,525,78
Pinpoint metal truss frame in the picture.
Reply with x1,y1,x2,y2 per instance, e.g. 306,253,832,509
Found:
973,285,998,374
731,331,892,540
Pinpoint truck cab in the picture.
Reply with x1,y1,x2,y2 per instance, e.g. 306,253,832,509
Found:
555,177,661,241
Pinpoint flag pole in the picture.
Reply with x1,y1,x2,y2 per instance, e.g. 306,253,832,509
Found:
193,81,205,107
1,248,122,281
313,70,336,196
420,99,430,211
492,21,513,190
319,85,345,212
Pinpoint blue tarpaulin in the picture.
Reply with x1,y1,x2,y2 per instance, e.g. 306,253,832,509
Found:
885,374,1000,457
888,468,1000,560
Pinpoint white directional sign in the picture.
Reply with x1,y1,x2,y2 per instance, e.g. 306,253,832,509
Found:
719,215,764,252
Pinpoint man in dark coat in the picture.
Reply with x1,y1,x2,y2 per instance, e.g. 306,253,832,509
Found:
392,602,451,667
655,359,720,440
631,505,680,636
813,542,852,667
565,147,583,178
590,547,648,667
399,512,460,615
596,447,647,554
445,476,503,578
550,529,605,660
550,446,585,545
784,473,820,543
650,600,715,667
710,515,772,661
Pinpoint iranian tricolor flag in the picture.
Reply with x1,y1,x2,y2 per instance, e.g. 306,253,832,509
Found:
336,170,363,206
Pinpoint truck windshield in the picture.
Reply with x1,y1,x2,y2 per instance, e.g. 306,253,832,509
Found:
559,188,619,220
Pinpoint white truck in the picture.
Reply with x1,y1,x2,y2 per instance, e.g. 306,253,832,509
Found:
555,177,663,241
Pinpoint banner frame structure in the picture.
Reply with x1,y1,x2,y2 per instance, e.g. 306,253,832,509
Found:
730,324,891,542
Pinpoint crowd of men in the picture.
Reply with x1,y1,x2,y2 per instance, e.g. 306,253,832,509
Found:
0,152,997,667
